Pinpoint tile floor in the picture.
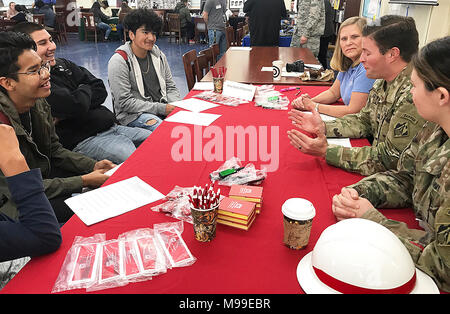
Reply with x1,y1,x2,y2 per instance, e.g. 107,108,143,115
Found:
55,33,209,110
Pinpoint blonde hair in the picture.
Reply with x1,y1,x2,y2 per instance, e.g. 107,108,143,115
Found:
330,17,367,72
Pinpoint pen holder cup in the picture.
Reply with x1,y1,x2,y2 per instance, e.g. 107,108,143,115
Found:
213,77,224,93
191,204,219,242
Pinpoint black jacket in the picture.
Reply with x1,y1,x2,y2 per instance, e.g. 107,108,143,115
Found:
47,58,116,150
243,0,287,47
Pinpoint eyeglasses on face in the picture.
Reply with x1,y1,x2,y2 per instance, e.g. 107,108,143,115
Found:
15,61,51,77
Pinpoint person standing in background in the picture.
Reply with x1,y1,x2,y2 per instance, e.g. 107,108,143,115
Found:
290,0,325,57
202,0,227,60
318,0,335,68
243,0,287,47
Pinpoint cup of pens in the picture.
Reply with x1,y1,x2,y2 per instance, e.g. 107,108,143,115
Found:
189,184,221,242
211,66,226,93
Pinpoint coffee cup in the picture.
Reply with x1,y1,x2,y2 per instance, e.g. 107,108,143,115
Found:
272,60,283,81
282,198,315,249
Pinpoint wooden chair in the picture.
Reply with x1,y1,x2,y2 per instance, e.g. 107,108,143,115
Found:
211,43,219,64
235,27,244,46
52,12,67,44
198,47,214,76
167,13,182,43
81,12,97,43
193,16,207,43
32,14,45,26
225,25,235,48
182,49,201,91
0,18,17,32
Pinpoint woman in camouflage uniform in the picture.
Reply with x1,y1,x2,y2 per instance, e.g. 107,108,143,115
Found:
332,36,450,292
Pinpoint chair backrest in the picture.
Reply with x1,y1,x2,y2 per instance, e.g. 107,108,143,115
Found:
199,47,214,72
236,27,244,46
193,16,207,32
32,14,45,26
81,12,96,30
225,25,235,48
55,13,66,31
211,43,219,63
197,54,208,81
167,13,181,32
182,49,200,91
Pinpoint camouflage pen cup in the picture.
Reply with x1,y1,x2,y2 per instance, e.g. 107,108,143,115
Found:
282,198,316,250
213,76,224,93
191,204,219,242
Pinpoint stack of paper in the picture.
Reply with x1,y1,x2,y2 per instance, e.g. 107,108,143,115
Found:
217,197,256,231
228,184,263,214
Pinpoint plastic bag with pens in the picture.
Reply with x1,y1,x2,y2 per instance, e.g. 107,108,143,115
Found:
209,156,267,186
254,85,289,110
52,222,195,293
151,186,194,224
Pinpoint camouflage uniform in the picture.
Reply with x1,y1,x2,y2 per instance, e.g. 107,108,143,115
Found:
349,122,450,292
290,0,325,57
325,65,426,176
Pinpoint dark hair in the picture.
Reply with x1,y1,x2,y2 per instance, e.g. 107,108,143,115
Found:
11,21,45,35
412,36,450,92
15,4,29,13
102,0,109,7
0,32,37,93
123,8,162,35
363,15,419,62
91,2,100,9
35,0,44,8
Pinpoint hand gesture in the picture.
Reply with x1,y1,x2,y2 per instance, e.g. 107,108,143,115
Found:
288,108,325,135
331,187,373,221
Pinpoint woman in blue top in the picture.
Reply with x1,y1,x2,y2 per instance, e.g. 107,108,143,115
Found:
292,17,375,118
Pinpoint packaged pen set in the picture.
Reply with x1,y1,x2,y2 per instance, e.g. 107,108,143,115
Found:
52,221,195,293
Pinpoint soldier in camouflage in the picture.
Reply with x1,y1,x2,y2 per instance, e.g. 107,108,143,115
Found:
287,15,426,176
290,0,325,57
332,36,450,292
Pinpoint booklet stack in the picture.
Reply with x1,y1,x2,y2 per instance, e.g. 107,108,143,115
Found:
217,197,256,231
229,184,263,213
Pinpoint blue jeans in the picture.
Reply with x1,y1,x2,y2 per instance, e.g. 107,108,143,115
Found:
73,124,151,164
208,29,227,61
127,113,162,132
97,22,111,39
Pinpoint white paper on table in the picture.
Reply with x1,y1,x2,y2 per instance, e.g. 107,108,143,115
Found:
222,80,256,102
65,176,165,226
165,110,221,126
192,82,214,90
305,63,323,70
261,66,272,72
104,162,123,176
170,98,219,113
229,47,252,51
327,138,352,147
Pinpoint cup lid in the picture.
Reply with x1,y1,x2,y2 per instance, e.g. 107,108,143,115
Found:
282,198,316,221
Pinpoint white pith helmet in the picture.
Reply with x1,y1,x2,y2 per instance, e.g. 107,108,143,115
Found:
297,218,439,294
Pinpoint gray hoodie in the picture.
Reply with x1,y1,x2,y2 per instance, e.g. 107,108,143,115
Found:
107,42,181,126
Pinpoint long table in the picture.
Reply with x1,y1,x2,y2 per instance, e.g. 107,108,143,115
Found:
201,47,332,86
1,85,419,294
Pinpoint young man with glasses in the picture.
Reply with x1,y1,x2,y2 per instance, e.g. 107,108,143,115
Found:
0,31,114,223
13,22,152,165
108,8,181,131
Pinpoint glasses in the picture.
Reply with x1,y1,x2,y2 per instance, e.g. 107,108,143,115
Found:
16,61,51,77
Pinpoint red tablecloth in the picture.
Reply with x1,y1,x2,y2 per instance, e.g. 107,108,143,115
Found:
1,85,420,294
